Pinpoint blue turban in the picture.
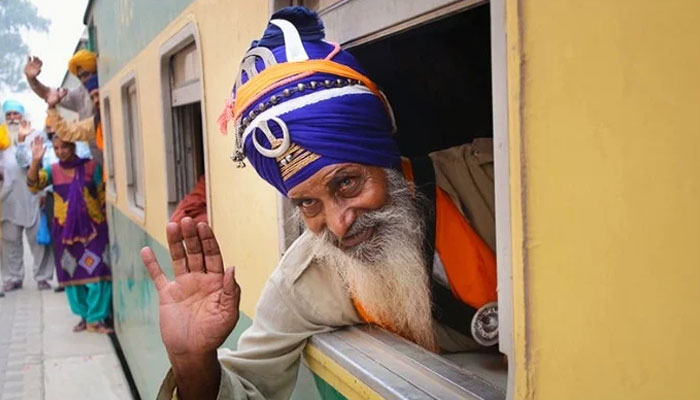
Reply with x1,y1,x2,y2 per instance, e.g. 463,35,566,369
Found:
227,6,400,196
2,99,24,116
83,75,99,92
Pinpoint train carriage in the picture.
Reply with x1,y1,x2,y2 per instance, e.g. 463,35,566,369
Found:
81,0,700,399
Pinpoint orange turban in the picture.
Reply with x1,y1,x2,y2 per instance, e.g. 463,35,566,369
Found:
67,49,97,76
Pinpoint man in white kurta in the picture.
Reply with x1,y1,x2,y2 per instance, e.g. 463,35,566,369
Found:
0,100,53,291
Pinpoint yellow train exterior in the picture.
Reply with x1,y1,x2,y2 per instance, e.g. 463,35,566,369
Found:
83,0,700,399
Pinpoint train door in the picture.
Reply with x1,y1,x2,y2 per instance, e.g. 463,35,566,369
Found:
273,0,512,398
160,25,209,221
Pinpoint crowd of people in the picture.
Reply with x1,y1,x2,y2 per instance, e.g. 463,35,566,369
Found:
0,49,113,334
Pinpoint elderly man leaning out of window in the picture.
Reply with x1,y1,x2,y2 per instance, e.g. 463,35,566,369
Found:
144,7,498,400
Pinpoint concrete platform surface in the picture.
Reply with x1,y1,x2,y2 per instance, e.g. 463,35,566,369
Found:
0,239,132,400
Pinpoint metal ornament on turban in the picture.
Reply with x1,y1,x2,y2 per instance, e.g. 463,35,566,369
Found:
219,7,400,196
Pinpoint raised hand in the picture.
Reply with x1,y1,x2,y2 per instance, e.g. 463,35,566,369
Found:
141,217,240,359
46,88,67,108
31,136,45,162
18,120,32,143
24,56,43,80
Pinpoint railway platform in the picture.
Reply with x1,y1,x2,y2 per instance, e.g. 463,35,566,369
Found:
0,246,132,400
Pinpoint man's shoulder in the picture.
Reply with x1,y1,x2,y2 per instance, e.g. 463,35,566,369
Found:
267,231,360,326
270,231,317,288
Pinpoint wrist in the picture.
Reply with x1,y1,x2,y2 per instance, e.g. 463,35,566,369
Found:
169,350,218,372
169,351,221,400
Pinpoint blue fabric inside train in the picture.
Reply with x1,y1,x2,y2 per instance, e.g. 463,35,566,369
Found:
234,6,400,196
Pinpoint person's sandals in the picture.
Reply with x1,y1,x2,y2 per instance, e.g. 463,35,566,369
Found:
87,321,114,334
37,281,51,290
73,319,87,332
3,281,22,292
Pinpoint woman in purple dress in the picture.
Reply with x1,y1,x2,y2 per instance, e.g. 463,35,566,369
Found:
27,135,112,333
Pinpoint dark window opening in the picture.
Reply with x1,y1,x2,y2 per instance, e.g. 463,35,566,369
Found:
349,4,493,157
171,102,205,201
347,3,507,391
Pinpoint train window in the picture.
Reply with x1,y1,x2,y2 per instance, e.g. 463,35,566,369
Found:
299,1,510,398
87,19,99,53
102,95,117,197
350,0,505,384
159,25,208,219
121,78,146,214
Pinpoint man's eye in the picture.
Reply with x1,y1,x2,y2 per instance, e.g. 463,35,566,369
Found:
337,176,361,196
296,198,321,217
300,199,316,207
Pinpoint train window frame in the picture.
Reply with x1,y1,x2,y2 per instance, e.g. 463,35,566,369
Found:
270,1,515,398
120,73,146,220
158,22,211,221
101,93,117,199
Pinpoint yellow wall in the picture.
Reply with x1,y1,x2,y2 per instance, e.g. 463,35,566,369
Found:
510,1,700,398
103,0,281,317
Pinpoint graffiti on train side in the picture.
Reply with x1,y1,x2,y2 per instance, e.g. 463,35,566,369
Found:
107,205,161,326
118,0,134,31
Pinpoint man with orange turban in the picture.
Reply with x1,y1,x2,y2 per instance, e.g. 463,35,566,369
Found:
24,49,97,121
25,50,102,163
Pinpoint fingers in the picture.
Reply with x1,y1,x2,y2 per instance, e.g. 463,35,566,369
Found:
197,222,224,274
141,247,169,291
222,267,241,307
181,217,205,273
166,222,189,276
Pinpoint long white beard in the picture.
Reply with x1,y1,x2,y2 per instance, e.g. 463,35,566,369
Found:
307,169,438,352
6,123,19,144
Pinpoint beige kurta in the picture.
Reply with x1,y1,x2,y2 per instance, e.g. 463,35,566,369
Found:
158,140,495,400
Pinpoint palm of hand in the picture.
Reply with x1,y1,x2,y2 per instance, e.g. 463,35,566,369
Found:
141,218,241,360
25,60,41,78
31,138,45,160
47,90,62,107
158,271,238,356
19,125,31,142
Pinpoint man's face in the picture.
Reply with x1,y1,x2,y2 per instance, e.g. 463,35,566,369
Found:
52,137,75,162
89,89,100,108
288,163,389,254
299,165,439,351
5,111,22,125
76,66,93,83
